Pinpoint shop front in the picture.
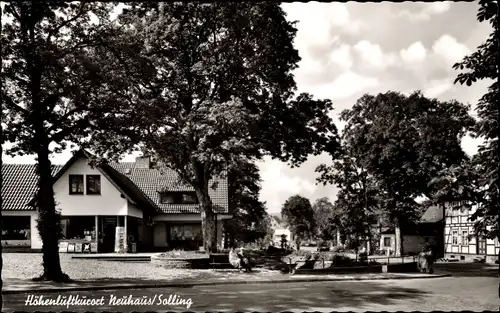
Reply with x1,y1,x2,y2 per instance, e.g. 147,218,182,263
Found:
58,215,144,253
168,223,204,250
1,215,31,248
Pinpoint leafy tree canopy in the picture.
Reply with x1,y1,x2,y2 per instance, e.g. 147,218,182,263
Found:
312,197,337,241
453,0,499,240
339,91,474,224
81,3,341,252
1,1,119,281
281,195,316,243
224,160,268,245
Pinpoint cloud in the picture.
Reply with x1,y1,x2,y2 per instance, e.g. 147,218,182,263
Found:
331,72,379,98
461,136,482,157
423,78,455,98
398,2,452,22
282,2,364,53
425,2,453,15
301,71,379,101
354,40,397,70
329,44,353,70
258,157,319,213
432,34,471,66
400,41,427,64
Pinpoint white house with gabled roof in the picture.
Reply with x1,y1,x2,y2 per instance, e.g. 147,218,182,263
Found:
1,150,231,253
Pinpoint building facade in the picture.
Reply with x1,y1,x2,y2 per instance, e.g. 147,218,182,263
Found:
379,229,433,256
444,201,499,263
269,215,293,247
1,150,231,253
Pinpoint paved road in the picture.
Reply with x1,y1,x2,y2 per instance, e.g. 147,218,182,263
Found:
3,276,499,312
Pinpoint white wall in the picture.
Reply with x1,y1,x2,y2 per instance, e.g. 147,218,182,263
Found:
273,228,292,243
2,210,42,250
53,157,128,216
380,234,395,252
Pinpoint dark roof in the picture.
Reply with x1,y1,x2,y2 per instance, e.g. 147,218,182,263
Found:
108,162,228,214
26,150,150,212
420,205,443,223
380,223,440,237
3,150,228,215
380,224,419,235
1,164,62,211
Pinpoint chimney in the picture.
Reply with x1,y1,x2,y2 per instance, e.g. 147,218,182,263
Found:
135,156,151,169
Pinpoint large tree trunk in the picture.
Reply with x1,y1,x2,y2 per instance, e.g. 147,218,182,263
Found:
33,136,69,282
196,188,217,253
26,5,68,281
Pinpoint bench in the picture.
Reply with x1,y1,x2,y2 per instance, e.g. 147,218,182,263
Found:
210,253,232,270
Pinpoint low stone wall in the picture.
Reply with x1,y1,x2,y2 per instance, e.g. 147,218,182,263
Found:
295,265,383,275
383,262,419,273
151,255,210,269
295,262,420,275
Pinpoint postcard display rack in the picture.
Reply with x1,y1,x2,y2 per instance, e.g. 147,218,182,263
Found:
59,229,98,253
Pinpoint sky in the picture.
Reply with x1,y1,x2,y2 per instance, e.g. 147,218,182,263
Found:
1,2,493,214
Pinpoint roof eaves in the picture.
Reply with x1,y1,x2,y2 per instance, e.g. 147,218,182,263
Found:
101,164,161,214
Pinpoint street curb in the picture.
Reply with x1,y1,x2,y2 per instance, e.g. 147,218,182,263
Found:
2,274,452,295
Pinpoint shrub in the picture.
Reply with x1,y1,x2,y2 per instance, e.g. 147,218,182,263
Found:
266,246,291,256
329,254,354,266
158,249,209,259
292,250,313,258
331,246,345,253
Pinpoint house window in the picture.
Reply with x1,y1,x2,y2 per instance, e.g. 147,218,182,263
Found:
160,193,175,204
460,206,469,216
182,192,198,204
384,237,391,247
0,216,31,241
86,175,101,195
69,175,84,194
461,231,468,245
60,216,96,240
169,224,202,241
452,230,458,245
160,192,198,204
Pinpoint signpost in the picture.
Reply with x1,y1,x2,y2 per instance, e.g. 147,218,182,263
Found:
114,226,125,253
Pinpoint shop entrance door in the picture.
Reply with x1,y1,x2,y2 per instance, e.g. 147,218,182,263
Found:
101,217,117,253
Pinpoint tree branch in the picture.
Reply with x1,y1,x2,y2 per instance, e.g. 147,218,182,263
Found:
1,92,29,116
46,6,88,45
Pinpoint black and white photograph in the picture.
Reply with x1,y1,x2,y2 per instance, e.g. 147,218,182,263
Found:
0,0,499,312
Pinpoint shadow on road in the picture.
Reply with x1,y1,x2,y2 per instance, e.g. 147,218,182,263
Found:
192,281,429,311
3,280,429,312
434,263,498,277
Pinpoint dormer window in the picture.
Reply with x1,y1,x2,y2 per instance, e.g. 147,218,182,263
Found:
160,192,198,204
